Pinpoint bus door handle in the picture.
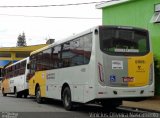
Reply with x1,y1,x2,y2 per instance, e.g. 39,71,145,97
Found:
81,68,86,72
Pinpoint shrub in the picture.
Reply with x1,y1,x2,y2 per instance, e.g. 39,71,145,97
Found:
154,56,160,95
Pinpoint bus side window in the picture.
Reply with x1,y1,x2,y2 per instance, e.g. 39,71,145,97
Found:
21,60,26,75
84,33,92,64
53,45,62,69
61,42,71,68
41,48,52,70
138,39,146,53
70,38,84,66
30,59,36,74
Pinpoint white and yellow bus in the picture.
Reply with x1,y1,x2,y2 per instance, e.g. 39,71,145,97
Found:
27,25,154,110
2,57,29,98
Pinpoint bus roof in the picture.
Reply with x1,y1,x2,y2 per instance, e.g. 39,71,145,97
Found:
30,26,97,56
5,57,29,69
30,25,148,56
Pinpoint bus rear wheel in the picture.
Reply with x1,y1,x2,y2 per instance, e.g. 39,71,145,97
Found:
36,86,43,103
2,88,7,96
62,87,73,110
24,93,28,98
23,90,29,98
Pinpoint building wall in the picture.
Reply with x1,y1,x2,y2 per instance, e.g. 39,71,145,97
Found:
102,0,160,57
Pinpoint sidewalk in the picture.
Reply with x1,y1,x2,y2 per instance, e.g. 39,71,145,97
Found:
122,97,160,112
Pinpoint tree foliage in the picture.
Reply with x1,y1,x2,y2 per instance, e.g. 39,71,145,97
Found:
17,32,27,47
154,56,160,95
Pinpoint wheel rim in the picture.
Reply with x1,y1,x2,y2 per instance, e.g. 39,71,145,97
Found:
64,92,70,107
36,89,40,102
15,89,17,96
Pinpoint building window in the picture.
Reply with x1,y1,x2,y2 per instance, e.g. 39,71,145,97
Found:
151,4,160,23
0,53,11,58
151,12,160,23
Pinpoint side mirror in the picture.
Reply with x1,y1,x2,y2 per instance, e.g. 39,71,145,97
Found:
27,64,30,69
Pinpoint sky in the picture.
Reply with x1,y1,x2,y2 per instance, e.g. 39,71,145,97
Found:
0,0,103,47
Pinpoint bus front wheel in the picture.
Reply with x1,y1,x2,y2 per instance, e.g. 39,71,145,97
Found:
62,87,73,110
36,86,43,103
24,93,28,98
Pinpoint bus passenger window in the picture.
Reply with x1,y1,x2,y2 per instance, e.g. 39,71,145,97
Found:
84,33,92,64
52,45,62,69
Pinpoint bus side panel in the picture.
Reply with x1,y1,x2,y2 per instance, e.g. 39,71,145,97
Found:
46,70,61,99
2,79,10,93
23,68,29,91
9,77,14,93
83,63,96,103
59,66,86,102
29,71,46,97
11,75,28,93
29,76,35,96
45,66,91,102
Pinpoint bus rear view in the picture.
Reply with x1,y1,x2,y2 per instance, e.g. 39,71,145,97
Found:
26,25,154,110
95,26,154,107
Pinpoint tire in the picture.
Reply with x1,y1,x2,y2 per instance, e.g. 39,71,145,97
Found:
36,86,43,103
24,93,28,98
2,88,7,97
62,87,73,110
14,88,22,98
23,90,29,98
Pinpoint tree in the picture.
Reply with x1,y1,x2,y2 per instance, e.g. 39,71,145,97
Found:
17,32,27,47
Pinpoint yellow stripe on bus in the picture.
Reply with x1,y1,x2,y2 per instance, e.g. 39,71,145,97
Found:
29,71,46,97
128,53,153,87
2,79,10,93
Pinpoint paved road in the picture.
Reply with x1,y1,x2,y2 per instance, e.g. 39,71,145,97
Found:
0,92,118,113
0,92,157,118
0,93,67,112
0,92,112,118
0,93,89,118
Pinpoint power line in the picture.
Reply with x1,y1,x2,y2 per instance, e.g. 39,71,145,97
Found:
0,0,118,8
0,14,102,19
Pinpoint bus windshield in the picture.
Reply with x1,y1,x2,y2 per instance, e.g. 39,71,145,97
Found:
99,26,150,56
